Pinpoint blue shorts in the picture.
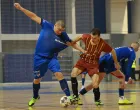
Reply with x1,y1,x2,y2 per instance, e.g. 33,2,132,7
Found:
33,55,61,79
99,54,116,74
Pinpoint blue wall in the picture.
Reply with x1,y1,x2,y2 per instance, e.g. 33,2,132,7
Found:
3,54,52,82
93,0,106,33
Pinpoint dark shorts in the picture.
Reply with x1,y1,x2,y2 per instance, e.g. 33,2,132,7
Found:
82,71,88,74
99,54,116,74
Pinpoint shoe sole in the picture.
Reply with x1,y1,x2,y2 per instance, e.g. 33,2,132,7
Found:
95,104,104,106
118,103,133,105
78,103,83,105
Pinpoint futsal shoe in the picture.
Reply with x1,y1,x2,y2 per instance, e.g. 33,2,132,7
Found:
118,98,133,105
68,95,75,105
95,100,104,106
69,95,83,105
77,97,83,105
28,96,40,107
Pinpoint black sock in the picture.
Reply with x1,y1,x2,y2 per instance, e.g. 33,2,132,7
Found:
79,88,87,95
33,83,40,99
93,87,100,101
71,77,78,97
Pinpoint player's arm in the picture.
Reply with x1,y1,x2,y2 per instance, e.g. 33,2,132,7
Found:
68,35,88,53
14,3,41,24
70,43,86,54
125,53,135,81
72,36,82,44
120,59,127,73
103,42,120,69
63,33,86,54
66,41,86,54
110,49,120,67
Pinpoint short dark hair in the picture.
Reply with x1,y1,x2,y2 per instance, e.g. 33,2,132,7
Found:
90,28,100,36
55,20,65,28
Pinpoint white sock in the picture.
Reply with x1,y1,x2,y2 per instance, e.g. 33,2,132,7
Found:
119,96,125,100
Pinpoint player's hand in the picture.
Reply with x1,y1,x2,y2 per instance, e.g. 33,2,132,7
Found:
14,3,22,10
83,50,87,54
82,50,90,56
115,62,121,70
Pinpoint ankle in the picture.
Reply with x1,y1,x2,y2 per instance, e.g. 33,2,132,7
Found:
119,96,125,100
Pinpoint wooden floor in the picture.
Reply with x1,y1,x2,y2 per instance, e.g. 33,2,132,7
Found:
0,81,140,110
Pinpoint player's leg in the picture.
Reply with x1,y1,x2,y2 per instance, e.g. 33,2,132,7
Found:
70,59,86,105
80,66,103,105
79,65,100,94
92,59,107,105
111,70,133,105
71,67,83,103
48,58,70,96
81,75,103,96
93,72,105,105
28,60,49,107
71,59,85,98
81,72,87,89
131,68,136,81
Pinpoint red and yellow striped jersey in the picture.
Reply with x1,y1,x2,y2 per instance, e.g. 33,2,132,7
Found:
80,34,112,64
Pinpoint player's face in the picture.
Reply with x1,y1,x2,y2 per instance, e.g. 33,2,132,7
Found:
54,24,65,35
135,45,140,52
132,43,140,52
91,34,100,44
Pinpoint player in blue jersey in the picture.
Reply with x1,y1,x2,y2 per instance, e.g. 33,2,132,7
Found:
79,42,139,105
14,3,86,107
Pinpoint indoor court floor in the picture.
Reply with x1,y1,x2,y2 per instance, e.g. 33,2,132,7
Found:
0,81,140,110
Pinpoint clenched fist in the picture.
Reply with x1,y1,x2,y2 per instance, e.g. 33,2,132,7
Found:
14,3,22,10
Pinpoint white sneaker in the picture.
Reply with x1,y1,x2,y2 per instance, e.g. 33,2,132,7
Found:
118,97,133,105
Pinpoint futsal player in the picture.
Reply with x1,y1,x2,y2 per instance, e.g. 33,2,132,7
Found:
14,3,86,107
80,52,106,90
70,28,120,105
80,42,139,105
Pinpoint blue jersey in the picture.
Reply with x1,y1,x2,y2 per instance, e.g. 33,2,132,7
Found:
35,19,72,58
112,47,135,80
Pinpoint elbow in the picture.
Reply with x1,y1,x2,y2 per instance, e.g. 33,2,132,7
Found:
111,49,115,53
30,14,37,20
71,41,77,45
71,42,77,46
111,49,116,55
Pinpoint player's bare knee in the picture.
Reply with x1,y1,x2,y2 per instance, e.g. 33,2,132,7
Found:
92,83,99,88
71,68,81,77
34,78,41,84
71,71,77,77
54,72,64,80
119,80,125,89
93,84,99,88
120,84,125,89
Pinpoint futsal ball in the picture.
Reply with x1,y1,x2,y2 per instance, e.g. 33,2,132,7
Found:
60,96,70,107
